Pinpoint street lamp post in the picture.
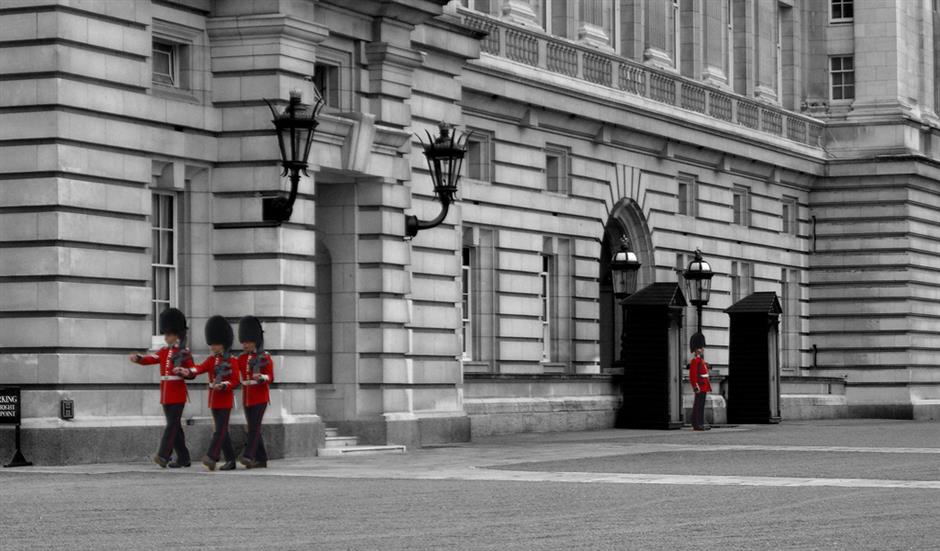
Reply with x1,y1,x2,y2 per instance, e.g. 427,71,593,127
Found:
683,249,714,334
262,89,324,223
610,236,641,363
405,123,469,239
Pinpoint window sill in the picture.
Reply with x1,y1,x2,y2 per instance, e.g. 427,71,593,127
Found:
152,84,200,105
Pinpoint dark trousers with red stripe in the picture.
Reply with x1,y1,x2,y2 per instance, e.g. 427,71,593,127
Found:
208,408,235,462
691,391,707,429
244,403,268,462
159,403,190,463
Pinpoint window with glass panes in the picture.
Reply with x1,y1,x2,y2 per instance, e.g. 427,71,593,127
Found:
151,192,178,335
545,145,570,194
313,62,340,108
732,185,750,226
461,247,472,360
730,261,753,303
830,56,854,100
152,41,177,87
782,197,797,235
540,254,552,363
677,174,696,216
831,0,853,21
465,129,493,181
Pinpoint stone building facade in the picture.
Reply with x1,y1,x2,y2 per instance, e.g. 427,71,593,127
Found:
1,0,939,464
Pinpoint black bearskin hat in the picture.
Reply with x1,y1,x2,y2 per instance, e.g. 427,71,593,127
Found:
158,308,187,337
205,315,234,350
238,315,264,347
689,332,706,352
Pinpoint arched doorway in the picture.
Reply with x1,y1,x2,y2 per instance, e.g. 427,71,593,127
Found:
599,198,655,371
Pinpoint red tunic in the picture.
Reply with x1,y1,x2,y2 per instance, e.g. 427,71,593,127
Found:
689,356,712,393
139,346,194,405
191,354,241,410
238,352,274,408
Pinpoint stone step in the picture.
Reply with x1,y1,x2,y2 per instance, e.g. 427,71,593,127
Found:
324,436,358,448
324,427,340,438
317,445,407,457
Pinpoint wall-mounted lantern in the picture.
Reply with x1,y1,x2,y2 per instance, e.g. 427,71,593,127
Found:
262,89,324,223
405,123,469,238
610,236,641,299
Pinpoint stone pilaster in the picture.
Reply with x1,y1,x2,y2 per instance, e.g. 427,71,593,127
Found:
207,6,329,433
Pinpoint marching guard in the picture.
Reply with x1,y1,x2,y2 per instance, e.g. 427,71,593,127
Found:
237,315,274,469
129,307,194,468
186,315,241,471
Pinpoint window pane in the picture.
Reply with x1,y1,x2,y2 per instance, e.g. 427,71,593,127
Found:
151,195,160,228
843,56,853,70
678,183,688,215
154,268,169,301
152,229,161,264
152,42,175,86
153,51,171,76
158,230,172,265
546,155,559,191
467,141,482,179
844,85,854,99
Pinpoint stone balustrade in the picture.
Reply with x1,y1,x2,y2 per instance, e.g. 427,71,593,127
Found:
461,9,824,148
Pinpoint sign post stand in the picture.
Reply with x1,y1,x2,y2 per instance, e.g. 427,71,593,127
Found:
1,388,32,468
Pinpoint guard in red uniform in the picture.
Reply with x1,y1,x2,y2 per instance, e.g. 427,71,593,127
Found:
689,332,711,431
129,308,194,468
237,315,274,469
186,315,241,471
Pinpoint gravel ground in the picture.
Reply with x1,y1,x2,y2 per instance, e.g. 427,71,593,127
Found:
2,472,939,550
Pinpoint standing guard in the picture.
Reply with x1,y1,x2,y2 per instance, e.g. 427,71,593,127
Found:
129,307,194,468
237,316,274,469
689,332,711,431
187,315,241,471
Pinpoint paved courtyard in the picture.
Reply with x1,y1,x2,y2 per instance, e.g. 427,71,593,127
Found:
3,419,940,550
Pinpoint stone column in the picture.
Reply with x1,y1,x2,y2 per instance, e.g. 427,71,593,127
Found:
753,0,777,102
678,0,702,79
577,0,614,51
501,0,543,29
643,0,673,69
701,0,727,86
620,0,645,61
850,1,901,117
732,0,756,97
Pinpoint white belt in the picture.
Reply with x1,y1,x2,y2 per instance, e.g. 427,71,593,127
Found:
699,374,709,378
242,380,260,386
160,375,183,381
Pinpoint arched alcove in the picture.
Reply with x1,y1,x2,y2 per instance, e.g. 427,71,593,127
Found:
599,198,655,371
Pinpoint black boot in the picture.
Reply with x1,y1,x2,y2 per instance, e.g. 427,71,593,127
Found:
219,460,237,471
168,459,191,468
201,455,217,471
